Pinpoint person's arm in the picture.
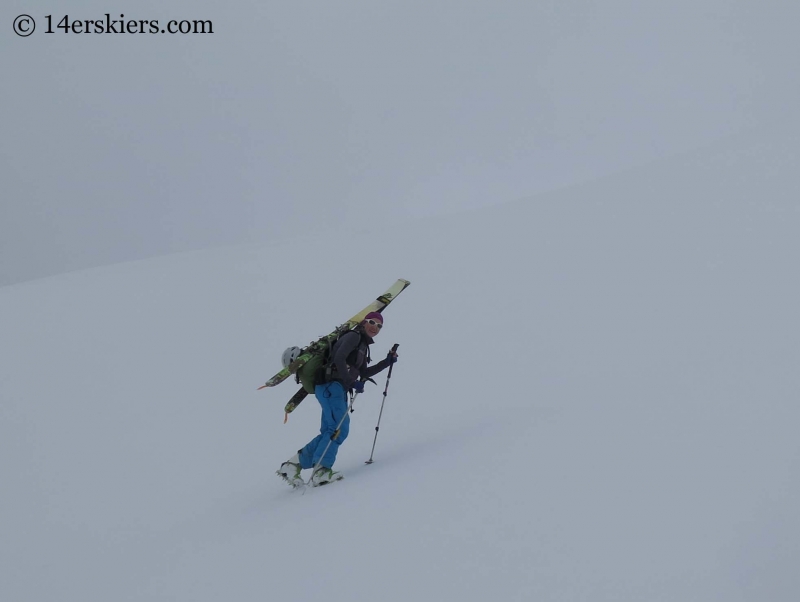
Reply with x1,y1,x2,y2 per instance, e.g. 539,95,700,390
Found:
362,349,398,379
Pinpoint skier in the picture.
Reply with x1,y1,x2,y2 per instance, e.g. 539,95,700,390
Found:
278,312,398,487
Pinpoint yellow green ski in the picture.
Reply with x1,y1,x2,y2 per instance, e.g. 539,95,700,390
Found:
258,279,410,392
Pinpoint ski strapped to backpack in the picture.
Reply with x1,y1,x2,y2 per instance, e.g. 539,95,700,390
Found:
258,279,410,421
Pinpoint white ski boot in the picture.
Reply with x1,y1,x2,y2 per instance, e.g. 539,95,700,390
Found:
311,466,344,487
277,453,304,488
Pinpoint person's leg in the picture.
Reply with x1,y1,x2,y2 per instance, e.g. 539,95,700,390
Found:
307,382,349,468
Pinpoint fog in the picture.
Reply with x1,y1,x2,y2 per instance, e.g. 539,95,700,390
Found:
2,0,798,285
2,120,798,601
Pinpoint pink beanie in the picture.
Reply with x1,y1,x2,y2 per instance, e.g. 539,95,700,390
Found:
364,312,384,323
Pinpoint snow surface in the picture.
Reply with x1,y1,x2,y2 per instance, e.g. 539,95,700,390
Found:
2,127,799,601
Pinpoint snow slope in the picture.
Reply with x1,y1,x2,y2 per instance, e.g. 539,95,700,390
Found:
2,128,799,601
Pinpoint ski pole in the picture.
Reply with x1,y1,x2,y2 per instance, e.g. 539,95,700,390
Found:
366,343,399,465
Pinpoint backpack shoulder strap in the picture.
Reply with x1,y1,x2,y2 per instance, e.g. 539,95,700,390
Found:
322,327,362,381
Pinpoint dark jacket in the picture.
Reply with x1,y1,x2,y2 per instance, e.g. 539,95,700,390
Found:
327,328,392,390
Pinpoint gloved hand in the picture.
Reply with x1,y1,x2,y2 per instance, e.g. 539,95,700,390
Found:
387,352,399,365
352,380,365,394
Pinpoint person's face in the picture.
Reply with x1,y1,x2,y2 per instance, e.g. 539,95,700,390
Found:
364,318,383,338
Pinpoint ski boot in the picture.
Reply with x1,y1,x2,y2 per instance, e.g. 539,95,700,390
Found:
311,466,344,487
277,453,304,488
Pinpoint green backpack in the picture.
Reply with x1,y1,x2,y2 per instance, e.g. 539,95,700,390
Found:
296,351,326,394
283,329,373,421
294,329,363,394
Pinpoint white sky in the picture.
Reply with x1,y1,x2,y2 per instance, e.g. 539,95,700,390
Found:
2,0,799,285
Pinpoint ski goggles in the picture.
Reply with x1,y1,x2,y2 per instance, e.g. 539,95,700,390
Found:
366,319,383,329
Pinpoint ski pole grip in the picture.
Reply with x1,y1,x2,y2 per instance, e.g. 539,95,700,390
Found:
386,343,399,377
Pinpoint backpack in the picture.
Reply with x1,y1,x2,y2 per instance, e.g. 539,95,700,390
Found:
294,328,368,394
295,349,327,394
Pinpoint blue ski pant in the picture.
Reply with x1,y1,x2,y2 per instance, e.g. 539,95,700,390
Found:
298,382,350,469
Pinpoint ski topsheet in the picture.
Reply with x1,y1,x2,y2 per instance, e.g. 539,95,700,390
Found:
259,279,410,390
